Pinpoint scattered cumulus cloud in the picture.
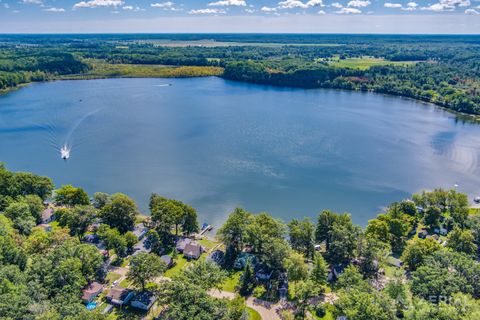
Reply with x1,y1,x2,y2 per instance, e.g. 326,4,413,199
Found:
421,0,470,11
384,2,402,8
43,7,66,12
188,8,226,14
402,1,418,10
244,8,255,12
122,5,143,11
261,5,277,11
208,0,246,6
336,7,361,13
318,9,326,13
347,0,370,7
150,1,180,10
331,2,343,8
22,0,42,4
73,0,124,9
278,0,324,9
465,8,479,14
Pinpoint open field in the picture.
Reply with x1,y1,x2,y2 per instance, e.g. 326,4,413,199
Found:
324,56,417,70
59,60,224,79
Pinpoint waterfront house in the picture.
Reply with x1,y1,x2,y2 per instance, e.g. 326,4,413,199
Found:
175,237,192,253
183,242,202,260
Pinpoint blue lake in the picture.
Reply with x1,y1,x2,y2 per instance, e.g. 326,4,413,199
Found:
1,77,480,226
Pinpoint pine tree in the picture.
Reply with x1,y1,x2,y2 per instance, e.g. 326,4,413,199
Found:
310,253,328,286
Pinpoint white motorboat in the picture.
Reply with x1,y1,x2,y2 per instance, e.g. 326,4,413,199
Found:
60,146,70,160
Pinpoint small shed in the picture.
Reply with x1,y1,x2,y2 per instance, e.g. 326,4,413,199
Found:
160,255,174,268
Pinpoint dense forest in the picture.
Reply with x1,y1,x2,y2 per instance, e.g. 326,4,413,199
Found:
2,162,480,319
0,34,479,115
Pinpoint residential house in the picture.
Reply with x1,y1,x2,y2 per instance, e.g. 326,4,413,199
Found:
82,282,104,303
206,249,224,265
82,234,100,244
41,208,55,224
175,237,192,253
106,287,134,307
160,255,174,268
439,227,448,236
234,252,258,270
418,230,428,239
183,242,202,260
130,291,157,311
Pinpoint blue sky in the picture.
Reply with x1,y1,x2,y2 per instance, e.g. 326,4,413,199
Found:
0,0,479,33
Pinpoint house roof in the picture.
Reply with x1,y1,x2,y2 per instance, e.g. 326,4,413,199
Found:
107,287,132,301
131,291,156,306
41,208,54,221
184,242,201,257
160,255,173,266
176,237,192,251
82,282,103,301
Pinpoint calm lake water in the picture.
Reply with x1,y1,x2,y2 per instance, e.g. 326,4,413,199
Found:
1,77,480,226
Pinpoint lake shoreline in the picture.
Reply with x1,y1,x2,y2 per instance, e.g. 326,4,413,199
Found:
2,74,479,124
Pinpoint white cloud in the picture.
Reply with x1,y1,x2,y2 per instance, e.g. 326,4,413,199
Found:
261,5,277,11
208,0,246,6
318,9,326,13
43,7,66,12
244,8,255,12
278,0,324,9
22,0,42,4
421,0,470,11
465,8,479,14
347,0,370,7
150,1,174,8
337,7,361,12
384,2,402,8
73,0,124,9
402,1,418,10
331,2,343,7
123,5,143,11
188,8,226,14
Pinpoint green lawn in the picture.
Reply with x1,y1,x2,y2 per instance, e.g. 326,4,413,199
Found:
221,271,241,292
325,56,416,70
469,207,480,215
119,278,131,288
164,255,189,278
198,238,219,250
246,307,262,320
105,272,121,285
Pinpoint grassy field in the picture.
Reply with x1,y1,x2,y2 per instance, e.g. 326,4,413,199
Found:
164,255,189,278
246,307,262,320
324,56,416,70
60,60,224,79
221,271,241,292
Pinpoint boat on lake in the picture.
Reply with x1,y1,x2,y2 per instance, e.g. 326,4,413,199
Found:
60,146,70,160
